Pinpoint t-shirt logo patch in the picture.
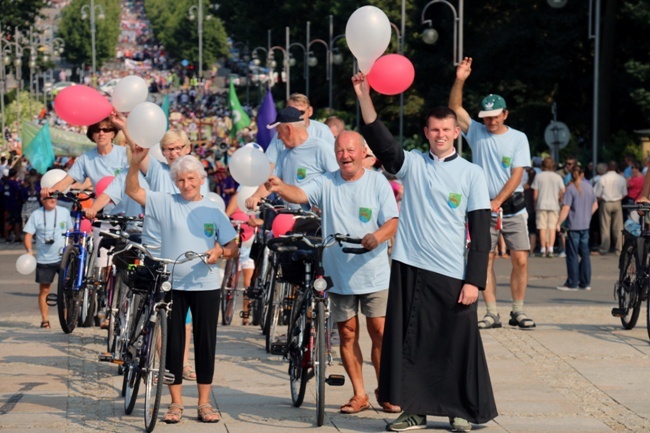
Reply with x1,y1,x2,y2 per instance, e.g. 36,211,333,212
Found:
204,223,215,237
359,207,372,223
60,222,66,229
296,167,307,181
448,193,462,209
501,156,512,168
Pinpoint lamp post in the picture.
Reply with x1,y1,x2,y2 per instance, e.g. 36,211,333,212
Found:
80,0,104,84
389,22,404,145
1,26,25,145
251,47,269,104
328,15,345,112
40,34,65,106
188,0,214,79
269,42,289,101
233,41,250,105
422,0,464,154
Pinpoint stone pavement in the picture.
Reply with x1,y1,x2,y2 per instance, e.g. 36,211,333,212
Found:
1,244,650,433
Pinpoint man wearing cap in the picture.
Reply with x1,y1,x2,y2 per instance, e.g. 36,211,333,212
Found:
449,57,536,330
246,106,338,211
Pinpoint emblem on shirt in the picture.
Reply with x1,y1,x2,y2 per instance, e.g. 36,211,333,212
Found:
448,193,462,209
501,156,512,168
60,222,66,229
296,167,307,181
204,223,215,237
359,207,372,223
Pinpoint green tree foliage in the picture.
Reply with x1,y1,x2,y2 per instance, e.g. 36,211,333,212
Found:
57,0,120,70
0,0,46,35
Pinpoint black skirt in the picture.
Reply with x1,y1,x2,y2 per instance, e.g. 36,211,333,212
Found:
378,260,498,424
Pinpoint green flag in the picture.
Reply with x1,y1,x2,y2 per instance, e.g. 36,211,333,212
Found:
161,94,170,129
228,81,250,136
21,120,94,156
22,123,55,174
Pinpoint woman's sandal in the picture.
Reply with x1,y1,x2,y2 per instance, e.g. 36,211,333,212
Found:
40,321,51,329
197,404,220,423
340,394,370,414
182,363,197,381
162,403,184,424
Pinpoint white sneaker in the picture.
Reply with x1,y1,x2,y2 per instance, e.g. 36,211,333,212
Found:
556,285,579,291
581,286,592,291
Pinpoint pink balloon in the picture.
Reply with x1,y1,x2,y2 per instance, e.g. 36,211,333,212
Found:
80,218,93,234
95,176,115,196
272,214,295,238
231,210,254,242
54,85,113,126
367,54,415,96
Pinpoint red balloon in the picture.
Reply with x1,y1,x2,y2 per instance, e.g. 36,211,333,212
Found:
80,218,93,234
272,214,295,238
95,176,115,196
367,54,415,96
231,210,254,242
53,85,113,126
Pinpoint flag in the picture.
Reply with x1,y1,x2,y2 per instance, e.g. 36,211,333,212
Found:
228,81,251,136
256,89,277,150
161,94,170,129
21,120,94,156
22,123,55,174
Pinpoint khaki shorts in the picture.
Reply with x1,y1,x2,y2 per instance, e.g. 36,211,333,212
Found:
490,211,530,251
329,290,388,323
536,210,559,230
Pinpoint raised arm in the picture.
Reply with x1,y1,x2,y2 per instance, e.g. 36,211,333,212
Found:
264,175,309,204
111,111,150,174
125,147,148,206
448,57,473,134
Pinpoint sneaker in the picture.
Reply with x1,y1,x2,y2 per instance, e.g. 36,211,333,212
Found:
386,413,426,431
546,252,555,258
450,417,472,432
558,251,566,258
580,286,592,291
556,285,579,291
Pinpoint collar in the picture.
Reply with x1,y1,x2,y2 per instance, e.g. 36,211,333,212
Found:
429,149,459,162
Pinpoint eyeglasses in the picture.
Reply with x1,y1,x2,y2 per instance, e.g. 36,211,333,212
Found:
162,145,187,154
94,127,116,134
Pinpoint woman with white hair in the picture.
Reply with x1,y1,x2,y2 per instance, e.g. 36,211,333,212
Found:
126,152,238,424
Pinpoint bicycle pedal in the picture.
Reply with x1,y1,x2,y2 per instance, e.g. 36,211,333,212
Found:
270,341,286,355
98,352,115,363
162,370,175,384
325,374,345,386
45,293,58,307
611,307,626,318
239,310,251,319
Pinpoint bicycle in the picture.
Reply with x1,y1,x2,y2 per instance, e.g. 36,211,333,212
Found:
267,232,367,426
612,203,650,337
53,190,99,333
220,217,246,325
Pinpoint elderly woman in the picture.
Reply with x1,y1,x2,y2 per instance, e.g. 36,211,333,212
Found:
126,151,237,424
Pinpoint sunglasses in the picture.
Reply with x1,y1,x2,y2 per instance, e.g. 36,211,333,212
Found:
94,127,116,134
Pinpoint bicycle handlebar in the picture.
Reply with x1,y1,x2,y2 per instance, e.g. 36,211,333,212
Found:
623,203,650,210
266,233,369,254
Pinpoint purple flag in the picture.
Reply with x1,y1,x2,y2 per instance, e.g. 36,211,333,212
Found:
256,89,277,150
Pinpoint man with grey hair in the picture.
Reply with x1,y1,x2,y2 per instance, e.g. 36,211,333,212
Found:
594,160,627,255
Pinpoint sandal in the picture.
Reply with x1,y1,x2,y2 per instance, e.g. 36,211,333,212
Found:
340,394,370,414
508,311,536,329
40,321,51,329
477,313,502,329
182,363,197,381
197,404,220,423
375,388,401,413
162,403,184,424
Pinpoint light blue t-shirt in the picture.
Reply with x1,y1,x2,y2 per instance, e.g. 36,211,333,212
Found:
23,205,74,264
464,119,531,199
103,171,148,217
265,120,335,165
301,169,398,295
67,145,129,186
392,151,490,280
145,191,236,291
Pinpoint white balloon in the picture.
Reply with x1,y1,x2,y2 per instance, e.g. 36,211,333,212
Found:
244,142,265,153
149,143,166,163
207,192,226,213
357,56,377,74
41,168,68,190
237,185,259,212
16,253,37,275
229,146,271,187
126,102,167,149
346,6,391,69
111,75,149,112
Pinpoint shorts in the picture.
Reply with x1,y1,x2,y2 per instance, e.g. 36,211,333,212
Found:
536,210,559,230
490,211,530,251
239,257,255,271
35,262,60,285
329,290,388,323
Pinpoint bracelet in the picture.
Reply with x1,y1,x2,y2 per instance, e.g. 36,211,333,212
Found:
219,246,224,258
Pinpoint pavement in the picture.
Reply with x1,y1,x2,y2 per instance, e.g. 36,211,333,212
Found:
1,240,650,433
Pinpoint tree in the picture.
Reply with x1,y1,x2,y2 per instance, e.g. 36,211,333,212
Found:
0,0,46,35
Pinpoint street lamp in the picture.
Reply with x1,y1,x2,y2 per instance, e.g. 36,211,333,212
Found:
188,1,218,79
422,0,464,154
1,26,25,146
80,0,105,83
232,41,250,105
328,15,345,111
39,33,65,106
251,47,270,104
269,40,289,101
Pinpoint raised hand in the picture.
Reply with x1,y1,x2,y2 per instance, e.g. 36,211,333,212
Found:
455,57,473,81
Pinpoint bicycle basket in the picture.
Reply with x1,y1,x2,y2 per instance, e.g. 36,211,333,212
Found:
278,251,306,285
113,242,140,271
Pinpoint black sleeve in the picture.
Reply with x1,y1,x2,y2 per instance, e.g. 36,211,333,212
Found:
360,118,405,175
465,208,491,290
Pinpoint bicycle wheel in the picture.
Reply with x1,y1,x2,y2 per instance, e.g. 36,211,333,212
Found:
144,308,167,432
108,270,129,357
80,285,98,327
617,242,642,329
314,301,326,426
289,302,308,407
124,363,141,415
266,275,287,353
57,246,80,334
261,260,276,335
221,258,239,325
